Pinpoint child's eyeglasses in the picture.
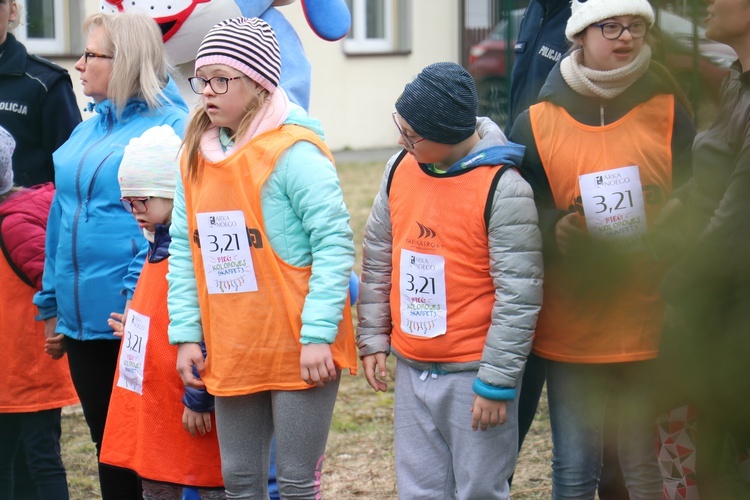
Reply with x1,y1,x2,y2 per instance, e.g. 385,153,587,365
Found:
592,21,648,40
188,76,245,95
120,197,151,214
392,112,425,149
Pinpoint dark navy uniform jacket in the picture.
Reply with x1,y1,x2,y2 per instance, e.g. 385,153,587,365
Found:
505,0,570,134
0,33,81,187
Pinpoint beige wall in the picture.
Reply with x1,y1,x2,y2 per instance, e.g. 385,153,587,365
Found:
55,0,461,151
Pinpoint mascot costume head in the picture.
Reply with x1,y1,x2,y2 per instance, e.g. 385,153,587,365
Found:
99,0,351,110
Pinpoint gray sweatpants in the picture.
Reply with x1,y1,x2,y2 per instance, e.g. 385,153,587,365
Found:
394,360,519,499
214,379,340,499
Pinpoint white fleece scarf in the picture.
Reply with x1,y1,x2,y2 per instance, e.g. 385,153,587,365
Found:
560,45,652,100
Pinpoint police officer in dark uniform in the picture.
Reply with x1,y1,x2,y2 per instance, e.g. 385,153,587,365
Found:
0,1,81,188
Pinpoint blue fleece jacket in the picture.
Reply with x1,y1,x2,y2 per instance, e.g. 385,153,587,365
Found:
34,78,188,341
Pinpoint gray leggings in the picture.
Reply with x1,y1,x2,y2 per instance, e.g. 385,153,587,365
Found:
215,379,340,499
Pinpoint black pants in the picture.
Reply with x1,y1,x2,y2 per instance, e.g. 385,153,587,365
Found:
65,337,141,500
0,409,68,500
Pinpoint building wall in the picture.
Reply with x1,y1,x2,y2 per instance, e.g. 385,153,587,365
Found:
53,0,461,151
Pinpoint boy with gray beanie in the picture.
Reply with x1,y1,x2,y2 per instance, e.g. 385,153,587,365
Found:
356,62,543,498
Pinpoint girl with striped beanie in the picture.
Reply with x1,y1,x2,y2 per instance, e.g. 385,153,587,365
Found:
167,16,357,498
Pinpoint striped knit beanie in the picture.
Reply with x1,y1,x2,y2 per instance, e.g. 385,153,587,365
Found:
0,126,15,196
118,126,181,199
395,62,477,145
195,17,281,94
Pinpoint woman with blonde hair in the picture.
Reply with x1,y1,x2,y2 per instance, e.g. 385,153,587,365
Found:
34,11,188,499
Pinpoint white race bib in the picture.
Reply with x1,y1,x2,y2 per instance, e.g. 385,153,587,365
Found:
579,165,648,246
116,309,150,395
399,249,447,338
196,210,259,294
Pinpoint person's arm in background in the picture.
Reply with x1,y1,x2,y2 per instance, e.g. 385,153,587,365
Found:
357,152,400,392
168,175,206,390
33,193,63,358
40,75,82,178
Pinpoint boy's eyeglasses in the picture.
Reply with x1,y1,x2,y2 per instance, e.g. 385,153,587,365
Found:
392,112,425,149
83,51,113,64
188,76,245,95
592,21,648,40
120,197,151,214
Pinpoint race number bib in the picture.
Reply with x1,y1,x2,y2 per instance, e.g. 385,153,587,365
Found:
399,249,447,338
117,309,149,395
196,210,259,294
579,165,648,245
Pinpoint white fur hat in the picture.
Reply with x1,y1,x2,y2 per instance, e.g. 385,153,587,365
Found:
565,0,655,42
118,125,181,199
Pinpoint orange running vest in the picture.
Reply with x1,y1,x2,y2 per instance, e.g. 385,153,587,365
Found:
101,258,223,487
182,125,357,396
529,95,674,363
0,251,78,413
389,154,508,362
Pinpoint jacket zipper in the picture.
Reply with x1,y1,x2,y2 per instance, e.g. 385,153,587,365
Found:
71,119,114,339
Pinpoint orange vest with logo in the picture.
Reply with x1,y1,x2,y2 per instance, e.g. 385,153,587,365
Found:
0,252,78,413
101,258,223,487
529,95,674,363
389,154,509,362
183,125,357,396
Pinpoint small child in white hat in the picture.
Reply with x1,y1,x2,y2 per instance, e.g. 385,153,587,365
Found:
100,125,225,499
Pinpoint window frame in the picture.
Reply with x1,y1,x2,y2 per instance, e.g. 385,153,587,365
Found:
14,0,69,56
344,0,411,55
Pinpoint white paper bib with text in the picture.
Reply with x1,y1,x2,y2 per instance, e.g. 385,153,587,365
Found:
196,210,259,294
579,165,648,245
399,249,447,338
117,308,150,395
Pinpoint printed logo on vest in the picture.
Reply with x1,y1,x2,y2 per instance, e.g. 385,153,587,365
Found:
416,221,437,239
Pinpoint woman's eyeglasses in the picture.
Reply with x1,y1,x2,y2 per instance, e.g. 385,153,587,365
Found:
592,21,648,40
392,112,425,149
188,76,245,95
120,197,150,214
83,51,113,64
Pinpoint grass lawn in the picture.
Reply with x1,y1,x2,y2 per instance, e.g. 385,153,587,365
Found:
61,158,553,498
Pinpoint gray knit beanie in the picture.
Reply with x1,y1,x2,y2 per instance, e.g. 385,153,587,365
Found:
395,62,478,145
0,126,15,196
195,17,281,94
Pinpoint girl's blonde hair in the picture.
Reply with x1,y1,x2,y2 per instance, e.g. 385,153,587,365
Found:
82,12,173,119
183,77,269,182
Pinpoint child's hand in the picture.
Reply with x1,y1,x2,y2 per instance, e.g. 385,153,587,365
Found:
471,395,507,431
182,407,212,437
107,312,125,337
555,213,590,257
43,317,66,360
300,343,336,387
362,353,389,392
176,343,206,390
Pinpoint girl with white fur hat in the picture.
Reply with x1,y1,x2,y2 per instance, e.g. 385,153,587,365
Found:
509,0,696,496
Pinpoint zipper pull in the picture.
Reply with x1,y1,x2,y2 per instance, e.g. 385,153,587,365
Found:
600,104,605,126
